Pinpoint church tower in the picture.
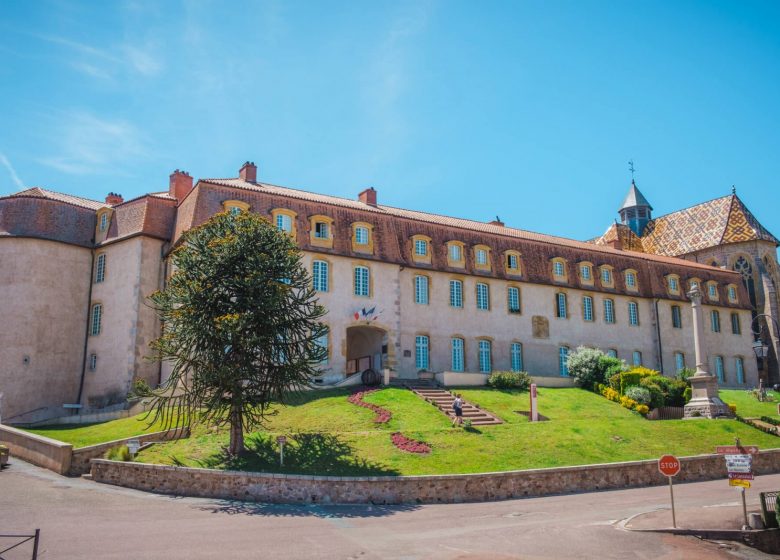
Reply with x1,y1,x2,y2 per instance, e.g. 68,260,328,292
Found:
619,180,653,236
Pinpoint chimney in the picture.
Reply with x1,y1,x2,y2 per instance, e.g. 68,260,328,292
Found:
105,192,124,206
488,215,504,227
169,169,193,202
239,161,257,183
606,237,623,251
358,187,377,207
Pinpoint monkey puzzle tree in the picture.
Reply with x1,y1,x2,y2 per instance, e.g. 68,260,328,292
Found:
146,211,327,456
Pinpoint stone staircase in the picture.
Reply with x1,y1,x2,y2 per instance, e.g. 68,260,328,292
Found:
409,387,503,426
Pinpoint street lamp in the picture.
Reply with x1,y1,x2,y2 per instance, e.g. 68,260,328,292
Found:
751,313,780,383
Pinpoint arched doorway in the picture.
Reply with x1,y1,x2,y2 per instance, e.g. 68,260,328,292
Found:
345,325,388,377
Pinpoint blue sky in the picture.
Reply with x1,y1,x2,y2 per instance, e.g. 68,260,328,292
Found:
1,0,779,241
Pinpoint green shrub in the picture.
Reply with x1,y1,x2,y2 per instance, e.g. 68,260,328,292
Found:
106,445,133,462
625,386,652,406
602,356,629,379
608,373,622,392
683,387,692,403
487,371,531,390
640,375,688,407
677,367,696,382
620,367,659,395
567,347,607,389
639,381,666,409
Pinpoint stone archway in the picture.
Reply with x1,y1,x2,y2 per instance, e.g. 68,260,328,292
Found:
345,325,388,377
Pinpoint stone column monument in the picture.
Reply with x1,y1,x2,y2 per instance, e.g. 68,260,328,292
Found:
683,286,732,418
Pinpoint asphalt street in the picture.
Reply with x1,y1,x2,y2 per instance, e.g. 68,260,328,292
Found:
2,459,779,559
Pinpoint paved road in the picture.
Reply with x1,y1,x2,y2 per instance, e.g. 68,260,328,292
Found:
1,459,778,559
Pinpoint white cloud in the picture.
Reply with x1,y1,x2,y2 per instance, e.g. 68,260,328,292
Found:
123,44,163,76
40,112,148,175
0,153,25,191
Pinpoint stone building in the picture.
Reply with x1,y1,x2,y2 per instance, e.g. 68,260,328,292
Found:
0,162,773,423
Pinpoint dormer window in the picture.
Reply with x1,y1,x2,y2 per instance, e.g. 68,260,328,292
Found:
474,245,491,271
600,266,613,287
552,258,567,281
411,235,432,264
447,242,464,267
580,264,592,281
351,222,374,254
689,278,701,292
272,209,297,239
624,269,638,291
100,213,108,231
727,284,738,303
415,239,428,256
667,275,680,295
315,222,329,239
707,282,718,301
222,200,250,215
505,251,522,276
309,215,334,248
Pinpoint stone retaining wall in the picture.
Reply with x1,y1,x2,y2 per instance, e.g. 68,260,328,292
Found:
0,423,73,475
90,448,780,505
69,427,189,475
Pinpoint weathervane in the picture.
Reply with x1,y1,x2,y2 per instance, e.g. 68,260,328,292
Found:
628,160,636,181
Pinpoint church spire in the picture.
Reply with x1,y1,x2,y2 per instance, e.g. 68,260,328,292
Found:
618,164,653,236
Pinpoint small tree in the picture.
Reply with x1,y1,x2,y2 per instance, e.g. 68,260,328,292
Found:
567,346,607,389
145,211,327,456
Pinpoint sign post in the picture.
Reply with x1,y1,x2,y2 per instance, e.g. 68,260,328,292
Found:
530,384,538,422
717,438,757,529
126,439,141,459
658,454,681,528
277,435,287,467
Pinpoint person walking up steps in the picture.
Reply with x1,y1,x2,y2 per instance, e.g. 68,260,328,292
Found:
452,394,463,426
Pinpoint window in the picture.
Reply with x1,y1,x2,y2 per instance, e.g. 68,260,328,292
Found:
352,222,373,254
95,253,106,283
474,245,490,270
511,342,524,372
674,352,685,372
415,335,430,370
559,346,570,376
583,296,594,322
714,355,724,383
555,292,567,318
607,349,618,358
731,313,741,335
448,243,463,265
628,301,639,326
736,357,745,384
312,260,329,292
690,279,700,291
601,267,612,285
553,260,565,278
354,266,370,297
711,310,721,333
314,221,329,239
727,285,738,303
223,200,249,215
598,299,613,325
451,338,464,372
632,351,642,366
414,275,429,305
671,305,682,329
450,280,463,308
708,282,718,300
625,271,637,289
668,275,680,294
316,331,329,365
411,235,432,263
478,340,492,373
90,303,102,336
505,251,521,275
229,206,242,216
507,286,521,313
355,226,369,245
580,264,592,281
276,213,293,233
89,353,97,371
99,212,108,232
476,283,490,310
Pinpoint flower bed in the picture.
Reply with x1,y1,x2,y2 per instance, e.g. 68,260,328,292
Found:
348,387,392,423
391,432,431,454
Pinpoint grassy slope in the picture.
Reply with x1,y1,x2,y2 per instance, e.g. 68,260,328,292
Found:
720,389,780,419
25,387,779,474
26,414,171,449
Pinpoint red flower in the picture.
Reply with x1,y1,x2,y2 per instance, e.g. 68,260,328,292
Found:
348,387,392,424
390,432,431,454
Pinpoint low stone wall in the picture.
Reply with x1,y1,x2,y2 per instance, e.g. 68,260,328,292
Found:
91,448,780,505
69,427,189,476
0,423,72,475
530,376,576,388
435,371,487,386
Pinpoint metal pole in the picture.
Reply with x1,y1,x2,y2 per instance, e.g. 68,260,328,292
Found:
669,477,677,528
32,529,39,560
280,442,284,467
742,488,749,528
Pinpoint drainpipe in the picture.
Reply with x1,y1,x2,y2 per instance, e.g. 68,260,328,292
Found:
653,298,664,374
74,249,96,411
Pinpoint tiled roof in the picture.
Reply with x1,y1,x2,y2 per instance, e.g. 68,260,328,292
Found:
102,195,177,245
2,187,105,210
591,223,646,252
641,194,779,256
194,177,739,274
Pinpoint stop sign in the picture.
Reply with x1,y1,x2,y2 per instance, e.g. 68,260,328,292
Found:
658,455,681,477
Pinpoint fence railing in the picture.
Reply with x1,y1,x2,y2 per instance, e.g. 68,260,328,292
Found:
0,529,40,559
760,491,779,528
646,406,685,420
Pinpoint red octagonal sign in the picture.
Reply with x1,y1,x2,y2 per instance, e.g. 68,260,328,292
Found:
659,454,681,477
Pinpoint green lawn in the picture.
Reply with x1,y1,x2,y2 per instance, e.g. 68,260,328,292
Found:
26,413,172,449
720,389,780,419
26,386,778,475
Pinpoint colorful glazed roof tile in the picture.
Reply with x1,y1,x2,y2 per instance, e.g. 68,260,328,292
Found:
641,194,779,256
591,222,646,252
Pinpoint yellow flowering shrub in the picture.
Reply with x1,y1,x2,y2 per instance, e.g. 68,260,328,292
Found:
635,404,649,415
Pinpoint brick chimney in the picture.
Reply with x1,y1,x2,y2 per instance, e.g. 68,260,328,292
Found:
105,192,124,206
606,237,623,251
239,161,257,183
358,187,377,207
169,169,193,202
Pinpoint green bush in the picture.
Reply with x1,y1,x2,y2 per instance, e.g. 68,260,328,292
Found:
625,386,652,406
487,371,531,390
677,367,696,382
683,386,692,403
602,356,628,380
106,445,133,462
640,375,689,407
567,347,628,391
608,373,622,392
620,367,659,395
639,380,666,409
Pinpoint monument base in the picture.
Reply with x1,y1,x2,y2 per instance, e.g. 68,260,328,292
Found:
683,374,733,419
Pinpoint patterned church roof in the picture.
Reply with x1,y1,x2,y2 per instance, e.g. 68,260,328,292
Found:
641,194,779,256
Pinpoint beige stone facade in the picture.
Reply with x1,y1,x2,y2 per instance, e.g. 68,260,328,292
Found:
0,163,774,423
